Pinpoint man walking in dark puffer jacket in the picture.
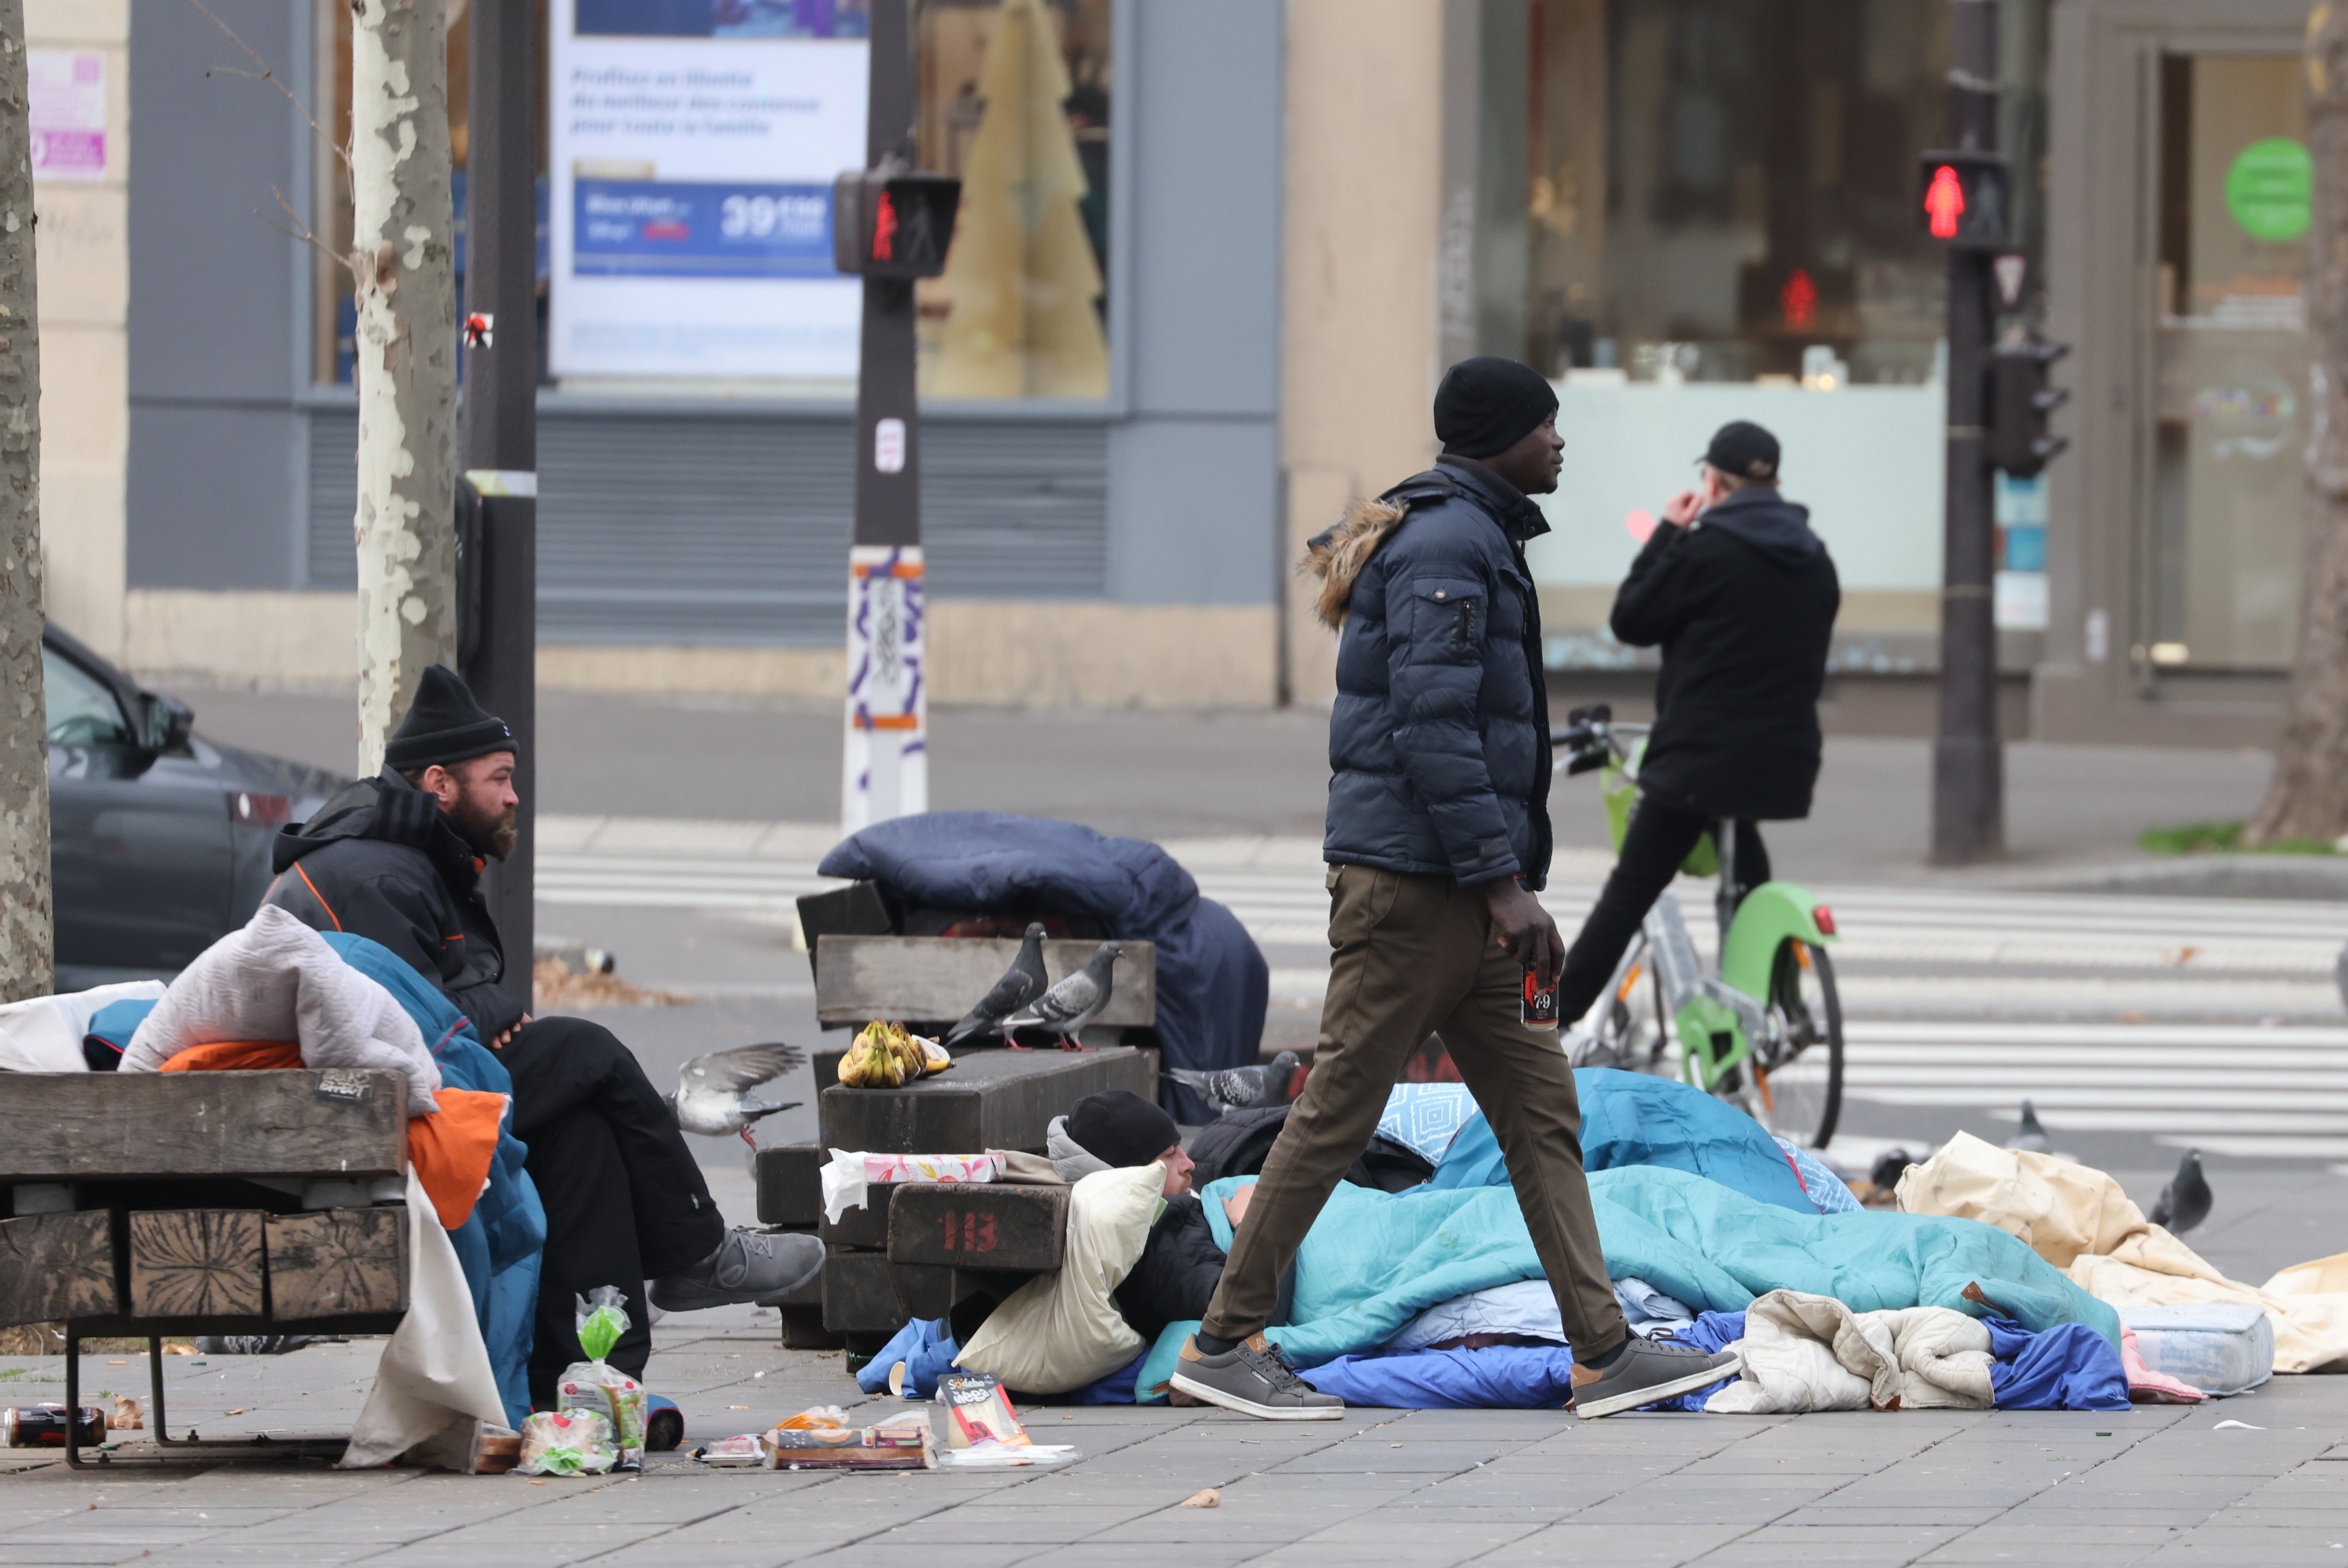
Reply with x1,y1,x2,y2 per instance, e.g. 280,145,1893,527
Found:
1170,358,1739,1422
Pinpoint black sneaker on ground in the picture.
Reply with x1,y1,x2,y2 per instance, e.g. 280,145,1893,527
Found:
1570,1335,1741,1419
650,1228,826,1312
1170,1333,1344,1421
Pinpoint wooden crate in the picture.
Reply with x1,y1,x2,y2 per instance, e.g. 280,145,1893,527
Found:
887,1183,1068,1273
0,1072,408,1183
817,1045,1153,1154
813,936,1155,1028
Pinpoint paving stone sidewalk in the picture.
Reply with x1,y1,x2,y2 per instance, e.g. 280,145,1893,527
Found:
4,1304,2344,1568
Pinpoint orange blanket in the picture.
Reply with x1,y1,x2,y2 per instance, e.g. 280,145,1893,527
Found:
158,1041,505,1229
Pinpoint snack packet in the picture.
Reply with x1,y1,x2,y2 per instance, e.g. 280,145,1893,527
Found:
516,1409,617,1476
556,1286,647,1469
775,1406,851,1430
934,1372,1029,1450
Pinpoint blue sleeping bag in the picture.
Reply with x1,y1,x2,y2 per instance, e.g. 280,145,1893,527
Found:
1431,1069,1820,1214
819,811,1268,1123
324,935,545,1430
1136,1163,2118,1399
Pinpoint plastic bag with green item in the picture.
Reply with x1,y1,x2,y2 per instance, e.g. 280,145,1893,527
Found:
555,1286,646,1469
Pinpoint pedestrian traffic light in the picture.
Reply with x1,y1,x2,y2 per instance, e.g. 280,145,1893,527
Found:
1989,337,2070,478
1916,150,2011,250
833,164,961,280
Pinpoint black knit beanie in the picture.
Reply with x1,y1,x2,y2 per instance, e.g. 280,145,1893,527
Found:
383,665,514,772
1066,1089,1179,1170
1434,355,1560,459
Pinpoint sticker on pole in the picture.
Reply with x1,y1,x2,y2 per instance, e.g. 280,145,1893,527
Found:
842,545,927,834
874,417,906,474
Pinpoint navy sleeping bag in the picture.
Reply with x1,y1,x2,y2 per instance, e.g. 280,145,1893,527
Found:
821,811,1268,1121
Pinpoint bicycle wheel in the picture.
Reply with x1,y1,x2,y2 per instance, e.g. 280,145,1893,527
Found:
1755,938,1844,1149
1582,934,1675,1076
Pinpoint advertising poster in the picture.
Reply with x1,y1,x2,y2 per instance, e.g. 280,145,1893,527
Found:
549,1,870,379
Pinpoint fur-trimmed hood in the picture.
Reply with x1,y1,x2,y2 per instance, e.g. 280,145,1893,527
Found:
1300,494,1409,630
1300,459,1549,629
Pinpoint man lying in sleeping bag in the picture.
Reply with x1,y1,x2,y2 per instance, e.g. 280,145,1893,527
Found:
1043,1090,1233,1345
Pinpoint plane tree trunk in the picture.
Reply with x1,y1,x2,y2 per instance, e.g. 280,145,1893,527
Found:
348,0,457,774
0,4,51,1002
2249,5,2348,846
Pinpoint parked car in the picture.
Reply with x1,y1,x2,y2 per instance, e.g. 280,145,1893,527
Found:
45,625,347,988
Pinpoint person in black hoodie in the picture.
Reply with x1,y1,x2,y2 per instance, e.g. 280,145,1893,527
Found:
1551,420,1841,1027
265,666,822,1403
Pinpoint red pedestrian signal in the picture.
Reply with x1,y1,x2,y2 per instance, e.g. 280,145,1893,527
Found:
1924,165,1965,239
872,189,898,262
1915,150,2010,249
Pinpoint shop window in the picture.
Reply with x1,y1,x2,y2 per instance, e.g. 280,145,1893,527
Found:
2150,53,2309,672
914,0,1112,400
1529,0,2002,387
1519,0,2049,651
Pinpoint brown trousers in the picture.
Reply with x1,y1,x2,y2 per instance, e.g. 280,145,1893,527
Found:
1199,864,1630,1360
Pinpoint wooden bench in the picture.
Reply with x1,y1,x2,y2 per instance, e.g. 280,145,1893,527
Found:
0,1070,413,1467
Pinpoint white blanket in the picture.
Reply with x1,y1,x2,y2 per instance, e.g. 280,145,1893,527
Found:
1706,1289,1995,1414
121,906,441,1116
339,1168,511,1469
0,980,167,1072
955,1162,1165,1394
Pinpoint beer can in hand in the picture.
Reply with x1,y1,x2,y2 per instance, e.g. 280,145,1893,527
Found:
1522,967,1560,1029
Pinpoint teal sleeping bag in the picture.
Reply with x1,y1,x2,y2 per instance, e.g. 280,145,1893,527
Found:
1432,1068,1818,1213
1136,1164,2117,1401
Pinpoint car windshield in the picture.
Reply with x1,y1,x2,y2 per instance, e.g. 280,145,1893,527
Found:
44,646,132,747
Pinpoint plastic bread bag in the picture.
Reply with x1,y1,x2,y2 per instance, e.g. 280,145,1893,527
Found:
516,1409,617,1476
556,1286,646,1469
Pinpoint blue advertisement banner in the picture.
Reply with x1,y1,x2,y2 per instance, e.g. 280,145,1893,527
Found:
572,178,835,279
575,0,869,40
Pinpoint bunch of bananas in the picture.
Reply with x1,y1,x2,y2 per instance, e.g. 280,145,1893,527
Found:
837,1021,953,1087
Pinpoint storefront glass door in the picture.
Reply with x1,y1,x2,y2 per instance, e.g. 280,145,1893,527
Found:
2150,52,2310,670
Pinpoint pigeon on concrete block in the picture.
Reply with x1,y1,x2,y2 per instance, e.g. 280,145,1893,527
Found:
671,1042,805,1148
1003,941,1121,1051
2005,1100,2052,1155
946,922,1050,1049
2148,1148,2212,1236
1165,1051,1305,1117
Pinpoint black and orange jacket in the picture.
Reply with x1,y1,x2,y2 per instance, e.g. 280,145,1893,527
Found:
262,768,525,1044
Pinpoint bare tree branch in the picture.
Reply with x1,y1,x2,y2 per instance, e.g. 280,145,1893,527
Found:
262,184,355,280
184,0,350,173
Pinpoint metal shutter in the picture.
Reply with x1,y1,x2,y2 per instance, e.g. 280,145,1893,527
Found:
302,407,1108,643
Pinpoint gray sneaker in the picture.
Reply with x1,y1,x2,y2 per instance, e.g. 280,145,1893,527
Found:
1169,1333,1344,1421
650,1229,826,1312
1571,1334,1741,1419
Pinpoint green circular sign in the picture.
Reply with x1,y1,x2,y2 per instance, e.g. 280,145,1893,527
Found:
2226,137,2313,243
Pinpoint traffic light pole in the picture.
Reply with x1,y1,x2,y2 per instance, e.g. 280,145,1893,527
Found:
460,0,540,1002
841,0,927,835
1931,0,2002,866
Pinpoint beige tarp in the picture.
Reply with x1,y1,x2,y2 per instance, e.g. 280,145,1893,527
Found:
1897,1132,2348,1375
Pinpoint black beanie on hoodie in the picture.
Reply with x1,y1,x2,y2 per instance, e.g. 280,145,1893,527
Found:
1433,355,1560,459
382,665,514,772
1066,1089,1180,1171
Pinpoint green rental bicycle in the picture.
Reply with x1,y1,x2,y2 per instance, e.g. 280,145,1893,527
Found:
1552,706,1846,1149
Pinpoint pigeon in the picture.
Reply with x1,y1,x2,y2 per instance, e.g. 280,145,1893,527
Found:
2005,1100,2051,1155
1869,1148,1917,1196
2148,1148,2212,1235
945,922,1051,1049
1164,1051,1305,1116
670,1042,805,1148
1001,941,1121,1051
